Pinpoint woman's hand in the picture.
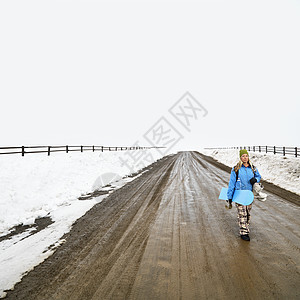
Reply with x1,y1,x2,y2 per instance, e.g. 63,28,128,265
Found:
226,199,232,209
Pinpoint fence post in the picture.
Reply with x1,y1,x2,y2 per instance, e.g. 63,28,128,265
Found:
81,146,83,152
274,146,276,154
283,146,285,156
266,146,267,153
92,146,95,152
66,145,69,153
101,146,103,152
48,146,51,156
259,146,261,152
22,146,25,156
295,147,298,158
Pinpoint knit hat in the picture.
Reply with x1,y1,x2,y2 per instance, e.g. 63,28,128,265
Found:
239,149,249,157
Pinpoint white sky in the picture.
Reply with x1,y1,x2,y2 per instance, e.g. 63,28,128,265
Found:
1,0,299,151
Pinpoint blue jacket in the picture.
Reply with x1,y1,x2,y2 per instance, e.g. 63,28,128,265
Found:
227,164,261,200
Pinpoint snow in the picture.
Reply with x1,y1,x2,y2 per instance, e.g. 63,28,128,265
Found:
0,150,162,298
201,149,300,196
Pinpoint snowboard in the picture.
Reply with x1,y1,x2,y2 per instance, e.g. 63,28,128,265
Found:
219,187,254,206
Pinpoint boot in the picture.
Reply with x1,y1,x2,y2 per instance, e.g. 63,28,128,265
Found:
241,234,250,241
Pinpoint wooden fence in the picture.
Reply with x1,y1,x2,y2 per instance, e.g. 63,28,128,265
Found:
0,145,164,156
204,146,299,158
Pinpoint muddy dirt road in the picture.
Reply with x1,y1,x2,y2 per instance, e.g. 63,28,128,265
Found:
5,151,300,299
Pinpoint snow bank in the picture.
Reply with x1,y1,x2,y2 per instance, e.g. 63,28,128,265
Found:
0,150,161,236
201,149,300,196
0,150,162,297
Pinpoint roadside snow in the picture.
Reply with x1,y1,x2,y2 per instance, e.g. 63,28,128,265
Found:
0,151,161,236
201,149,300,196
0,150,162,298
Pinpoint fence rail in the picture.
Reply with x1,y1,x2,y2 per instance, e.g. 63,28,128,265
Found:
204,146,299,158
0,145,164,156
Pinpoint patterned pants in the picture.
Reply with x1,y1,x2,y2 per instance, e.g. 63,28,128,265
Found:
235,203,253,235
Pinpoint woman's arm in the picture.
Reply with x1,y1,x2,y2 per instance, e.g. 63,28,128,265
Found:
250,167,262,185
254,168,262,182
227,168,237,200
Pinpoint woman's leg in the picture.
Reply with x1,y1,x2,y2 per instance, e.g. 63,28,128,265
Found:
236,203,252,235
246,203,252,228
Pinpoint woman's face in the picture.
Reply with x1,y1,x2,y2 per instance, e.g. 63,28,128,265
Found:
241,154,249,163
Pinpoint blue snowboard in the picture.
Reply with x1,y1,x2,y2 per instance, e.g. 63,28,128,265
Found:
219,187,254,205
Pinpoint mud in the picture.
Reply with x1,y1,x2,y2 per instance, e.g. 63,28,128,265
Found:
4,152,300,299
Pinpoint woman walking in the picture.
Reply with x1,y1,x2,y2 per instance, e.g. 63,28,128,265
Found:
227,149,265,241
